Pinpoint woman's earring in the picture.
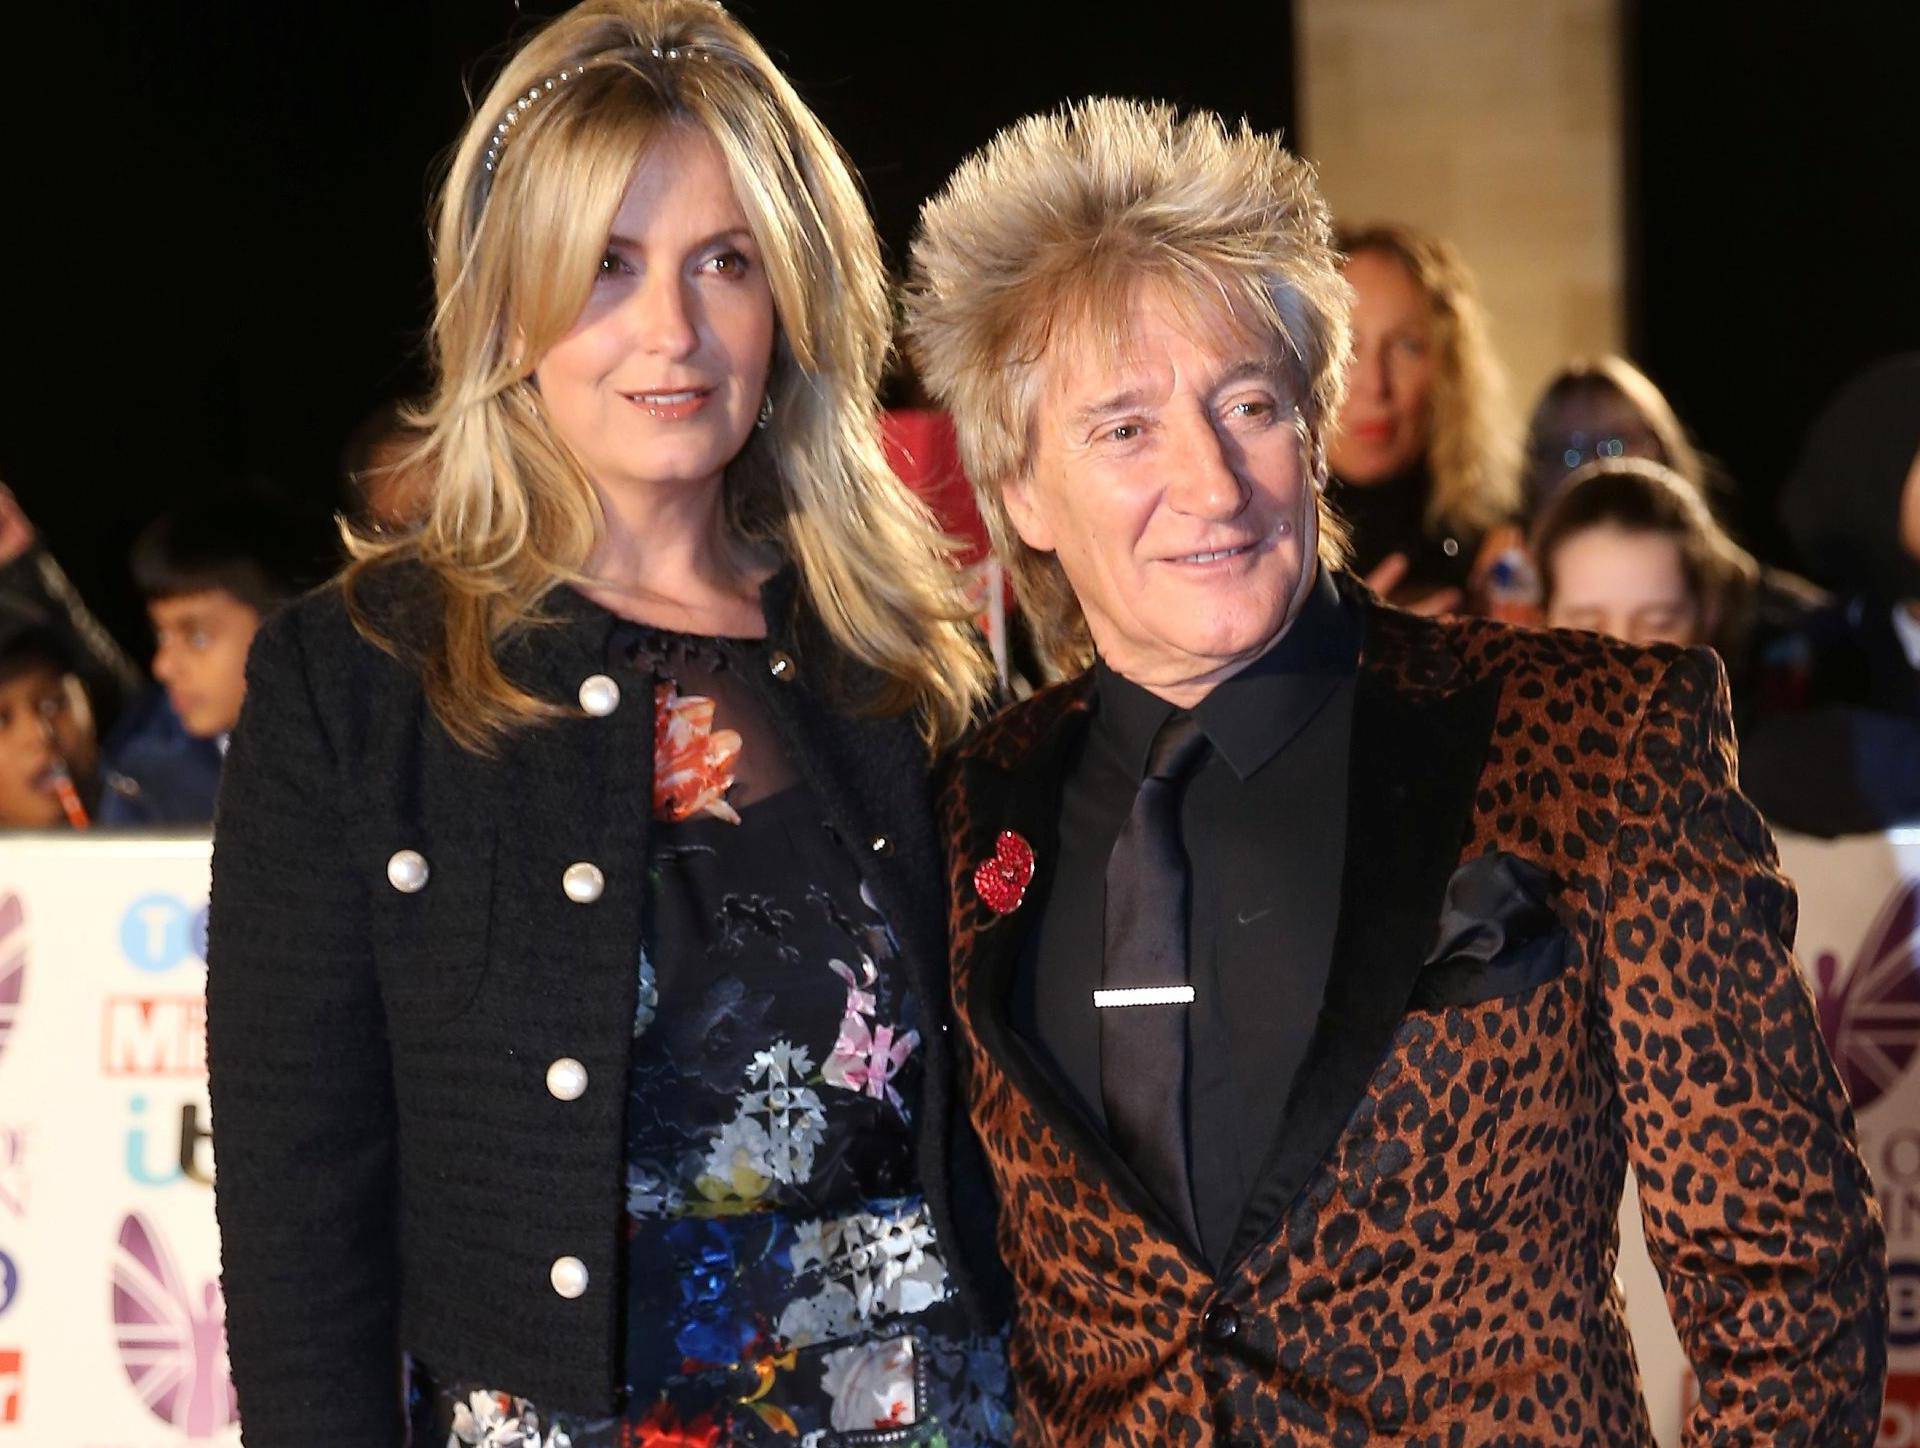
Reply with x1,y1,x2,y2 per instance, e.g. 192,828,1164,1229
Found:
756,393,774,431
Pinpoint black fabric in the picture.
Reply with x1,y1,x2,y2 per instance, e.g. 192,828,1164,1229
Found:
1779,352,1920,603
1219,642,1502,1269
1098,711,1209,1247
206,560,1001,1446
1408,851,1577,1011
1737,592,1920,835
1325,466,1482,603
1011,569,1360,1267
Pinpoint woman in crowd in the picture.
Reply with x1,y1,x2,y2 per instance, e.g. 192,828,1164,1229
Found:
1533,455,1825,734
1326,222,1525,615
206,3,1007,1445
1521,353,1706,515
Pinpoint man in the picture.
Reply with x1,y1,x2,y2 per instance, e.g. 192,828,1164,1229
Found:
1751,352,1920,834
100,500,304,825
904,98,1887,1445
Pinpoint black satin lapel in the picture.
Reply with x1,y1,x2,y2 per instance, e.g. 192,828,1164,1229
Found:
962,703,1213,1269
1224,665,1502,1268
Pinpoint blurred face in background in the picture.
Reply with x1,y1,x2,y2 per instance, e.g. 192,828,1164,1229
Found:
1528,386,1667,511
1328,248,1437,485
0,662,97,826
535,126,777,507
1545,524,1705,648
150,590,261,738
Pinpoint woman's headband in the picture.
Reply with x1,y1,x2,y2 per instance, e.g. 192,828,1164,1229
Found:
478,45,714,206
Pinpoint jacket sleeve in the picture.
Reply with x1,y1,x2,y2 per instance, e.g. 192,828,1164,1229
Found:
206,607,403,1446
1601,646,1888,1445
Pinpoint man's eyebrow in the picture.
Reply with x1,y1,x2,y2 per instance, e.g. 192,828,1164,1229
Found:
1212,358,1284,390
1068,388,1150,428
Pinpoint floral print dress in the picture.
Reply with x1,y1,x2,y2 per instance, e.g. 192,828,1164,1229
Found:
418,624,1009,1448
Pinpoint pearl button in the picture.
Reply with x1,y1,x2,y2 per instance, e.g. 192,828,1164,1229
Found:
577,673,621,716
767,650,796,682
868,835,894,857
386,849,429,893
562,862,605,903
549,1255,588,1298
1441,536,1461,558
545,1057,587,1101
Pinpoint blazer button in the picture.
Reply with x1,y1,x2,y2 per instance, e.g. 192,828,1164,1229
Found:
767,650,797,682
562,862,605,903
868,834,894,857
1202,1304,1240,1344
386,849,429,893
549,1255,588,1299
577,673,621,716
545,1057,587,1101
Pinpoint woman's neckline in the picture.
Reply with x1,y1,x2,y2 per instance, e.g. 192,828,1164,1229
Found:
561,582,771,642
613,614,767,646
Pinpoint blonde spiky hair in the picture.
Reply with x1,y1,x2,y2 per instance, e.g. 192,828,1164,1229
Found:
902,96,1353,679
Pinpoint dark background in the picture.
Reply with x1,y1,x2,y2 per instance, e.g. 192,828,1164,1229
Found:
6,2,1916,653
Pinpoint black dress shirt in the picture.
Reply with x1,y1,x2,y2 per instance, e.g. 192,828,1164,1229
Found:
1011,569,1361,1268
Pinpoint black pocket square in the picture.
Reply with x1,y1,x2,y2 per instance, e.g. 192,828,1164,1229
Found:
1409,852,1578,1010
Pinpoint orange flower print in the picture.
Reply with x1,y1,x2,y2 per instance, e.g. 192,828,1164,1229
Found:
653,681,744,824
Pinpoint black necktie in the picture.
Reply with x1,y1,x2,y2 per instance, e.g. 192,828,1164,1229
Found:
1101,710,1209,1244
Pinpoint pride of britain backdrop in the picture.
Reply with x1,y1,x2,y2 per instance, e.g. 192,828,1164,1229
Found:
0,828,1912,1446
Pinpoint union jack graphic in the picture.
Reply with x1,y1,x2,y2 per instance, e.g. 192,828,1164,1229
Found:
0,894,23,1067
1813,879,1920,1114
109,1211,238,1438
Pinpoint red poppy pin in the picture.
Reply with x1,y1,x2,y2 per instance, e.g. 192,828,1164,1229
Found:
973,830,1035,914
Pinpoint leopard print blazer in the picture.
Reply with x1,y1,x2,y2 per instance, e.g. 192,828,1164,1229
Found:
939,586,1888,1447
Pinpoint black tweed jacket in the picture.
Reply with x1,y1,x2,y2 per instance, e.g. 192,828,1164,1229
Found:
206,561,1001,1446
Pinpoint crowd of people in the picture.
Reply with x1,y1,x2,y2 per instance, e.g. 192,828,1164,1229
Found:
0,1,1902,1442
4,248,1915,843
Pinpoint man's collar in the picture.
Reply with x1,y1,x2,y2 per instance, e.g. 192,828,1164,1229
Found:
1093,567,1361,781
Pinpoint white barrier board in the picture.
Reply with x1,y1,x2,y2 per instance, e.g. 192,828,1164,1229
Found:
0,826,1912,1445
0,833,234,1447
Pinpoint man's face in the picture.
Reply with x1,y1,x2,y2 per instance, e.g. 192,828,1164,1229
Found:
149,590,262,738
0,663,96,827
1006,291,1319,700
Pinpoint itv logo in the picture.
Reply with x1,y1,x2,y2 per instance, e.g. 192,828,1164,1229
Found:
124,1094,213,1188
120,894,209,975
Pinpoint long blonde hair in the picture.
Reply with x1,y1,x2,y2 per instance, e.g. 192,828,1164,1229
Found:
345,0,989,751
1337,223,1519,536
904,98,1354,681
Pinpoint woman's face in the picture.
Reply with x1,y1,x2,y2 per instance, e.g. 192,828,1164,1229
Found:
1528,388,1667,511
1546,525,1705,647
1327,249,1437,486
534,125,777,504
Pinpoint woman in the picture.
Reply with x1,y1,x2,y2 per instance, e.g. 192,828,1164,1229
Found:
206,4,1006,1445
1326,222,1525,615
1521,354,1707,515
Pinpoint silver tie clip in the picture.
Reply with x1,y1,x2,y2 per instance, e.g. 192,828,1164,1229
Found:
1092,986,1196,1008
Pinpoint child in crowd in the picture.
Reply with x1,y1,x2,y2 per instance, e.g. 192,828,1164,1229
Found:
0,617,100,827
99,502,304,825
